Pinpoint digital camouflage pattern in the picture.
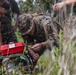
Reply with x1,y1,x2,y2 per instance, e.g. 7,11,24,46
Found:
17,13,61,72
1,23,17,44
0,0,20,45
18,13,61,50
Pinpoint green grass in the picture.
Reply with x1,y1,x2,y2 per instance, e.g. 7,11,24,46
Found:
15,29,23,42
1,28,76,75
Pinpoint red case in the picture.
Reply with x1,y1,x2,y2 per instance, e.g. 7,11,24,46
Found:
0,42,24,55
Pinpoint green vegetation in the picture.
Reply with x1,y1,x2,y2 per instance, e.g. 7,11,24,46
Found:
18,0,54,13
15,29,23,42
33,31,76,75
12,30,76,75
0,0,76,75
0,28,76,75
11,1,76,74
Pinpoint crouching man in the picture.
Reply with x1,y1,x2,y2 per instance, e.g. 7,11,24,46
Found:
17,13,61,71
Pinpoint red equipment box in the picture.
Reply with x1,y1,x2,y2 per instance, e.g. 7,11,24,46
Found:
0,42,24,55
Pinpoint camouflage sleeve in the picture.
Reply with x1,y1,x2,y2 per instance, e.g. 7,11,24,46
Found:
43,20,60,50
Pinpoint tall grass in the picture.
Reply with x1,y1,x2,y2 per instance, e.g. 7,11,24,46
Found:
33,31,76,75
1,23,76,75
13,15,76,75
1,5,76,75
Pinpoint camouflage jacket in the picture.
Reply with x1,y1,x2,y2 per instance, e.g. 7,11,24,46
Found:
18,13,61,50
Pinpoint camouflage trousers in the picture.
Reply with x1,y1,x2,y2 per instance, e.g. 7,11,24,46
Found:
1,23,17,45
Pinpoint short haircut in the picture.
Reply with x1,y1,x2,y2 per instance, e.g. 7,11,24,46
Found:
0,0,10,10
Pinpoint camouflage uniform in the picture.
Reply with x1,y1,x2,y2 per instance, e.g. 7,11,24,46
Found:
18,13,60,50
0,15,17,45
1,23,17,44
18,13,61,68
0,0,20,44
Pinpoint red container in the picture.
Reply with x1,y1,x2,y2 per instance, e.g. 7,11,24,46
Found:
0,42,24,55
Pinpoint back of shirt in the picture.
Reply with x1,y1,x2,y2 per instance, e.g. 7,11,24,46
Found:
33,14,60,47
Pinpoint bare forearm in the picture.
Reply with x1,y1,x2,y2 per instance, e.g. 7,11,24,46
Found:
65,0,76,5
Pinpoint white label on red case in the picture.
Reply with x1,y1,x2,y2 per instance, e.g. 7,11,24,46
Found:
9,44,15,48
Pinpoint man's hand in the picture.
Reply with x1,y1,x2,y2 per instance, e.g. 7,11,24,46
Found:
53,2,65,11
30,52,39,62
31,43,43,52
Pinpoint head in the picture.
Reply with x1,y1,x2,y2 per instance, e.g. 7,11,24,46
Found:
18,14,35,37
0,0,10,18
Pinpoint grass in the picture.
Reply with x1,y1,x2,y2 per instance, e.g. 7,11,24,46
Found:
1,21,76,75
15,28,76,75
0,32,75,75
15,29,24,42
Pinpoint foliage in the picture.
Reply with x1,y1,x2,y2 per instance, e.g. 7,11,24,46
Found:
33,30,76,75
18,0,33,13
0,28,76,75
0,0,76,75
18,0,54,13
